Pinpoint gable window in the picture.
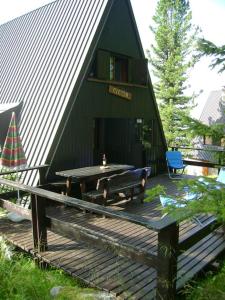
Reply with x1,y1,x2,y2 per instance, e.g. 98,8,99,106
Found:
203,135,212,145
90,49,148,86
203,135,224,147
109,56,114,80
110,55,128,82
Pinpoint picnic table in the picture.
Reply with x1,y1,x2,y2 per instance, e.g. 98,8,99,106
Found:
55,164,134,195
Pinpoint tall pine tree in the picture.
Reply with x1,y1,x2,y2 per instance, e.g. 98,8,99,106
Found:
149,0,199,145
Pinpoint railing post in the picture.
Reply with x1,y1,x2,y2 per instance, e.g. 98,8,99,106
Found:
218,153,221,174
156,222,179,300
38,166,47,185
31,194,48,252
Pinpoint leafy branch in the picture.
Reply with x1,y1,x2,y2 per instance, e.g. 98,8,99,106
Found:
145,177,225,224
197,38,225,73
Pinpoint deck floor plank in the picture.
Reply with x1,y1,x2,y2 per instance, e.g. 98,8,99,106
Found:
111,267,155,298
81,256,126,283
99,262,144,292
131,277,156,300
51,210,144,239
74,251,120,278
62,249,113,275
177,232,225,288
48,208,158,253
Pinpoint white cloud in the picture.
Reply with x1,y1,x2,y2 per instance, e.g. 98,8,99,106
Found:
190,0,225,45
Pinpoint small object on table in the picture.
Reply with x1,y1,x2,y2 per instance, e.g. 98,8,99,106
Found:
100,154,109,169
102,154,107,166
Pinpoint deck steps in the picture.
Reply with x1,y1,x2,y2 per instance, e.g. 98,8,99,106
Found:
1,215,225,299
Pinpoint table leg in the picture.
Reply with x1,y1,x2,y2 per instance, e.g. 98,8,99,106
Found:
66,177,72,196
80,180,88,213
80,180,86,194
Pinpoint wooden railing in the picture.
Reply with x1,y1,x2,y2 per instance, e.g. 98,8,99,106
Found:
169,145,225,169
0,177,221,300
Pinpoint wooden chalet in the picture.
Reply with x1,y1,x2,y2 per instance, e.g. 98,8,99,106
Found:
0,0,167,186
2,1,225,299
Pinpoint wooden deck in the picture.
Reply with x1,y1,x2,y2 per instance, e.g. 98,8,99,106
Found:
0,174,225,299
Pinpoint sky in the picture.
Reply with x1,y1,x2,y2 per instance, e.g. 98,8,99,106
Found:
0,0,224,118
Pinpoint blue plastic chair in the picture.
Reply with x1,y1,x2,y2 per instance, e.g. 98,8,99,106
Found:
166,151,186,179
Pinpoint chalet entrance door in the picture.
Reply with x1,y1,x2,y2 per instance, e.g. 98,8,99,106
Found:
93,118,144,167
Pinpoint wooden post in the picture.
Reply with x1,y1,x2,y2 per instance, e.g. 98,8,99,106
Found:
38,166,47,185
218,153,221,174
31,194,48,252
66,177,72,196
156,222,179,300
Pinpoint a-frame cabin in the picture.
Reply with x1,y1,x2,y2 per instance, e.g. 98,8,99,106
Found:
0,0,167,185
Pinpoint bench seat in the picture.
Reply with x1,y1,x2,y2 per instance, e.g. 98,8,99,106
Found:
82,167,151,206
83,180,142,199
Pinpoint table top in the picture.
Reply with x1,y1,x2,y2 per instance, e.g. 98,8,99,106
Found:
56,164,134,179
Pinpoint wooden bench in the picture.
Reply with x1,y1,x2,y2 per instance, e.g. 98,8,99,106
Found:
82,167,151,206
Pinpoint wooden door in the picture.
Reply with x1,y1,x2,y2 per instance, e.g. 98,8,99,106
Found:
93,118,144,167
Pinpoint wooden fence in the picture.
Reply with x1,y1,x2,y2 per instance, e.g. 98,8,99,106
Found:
169,146,225,169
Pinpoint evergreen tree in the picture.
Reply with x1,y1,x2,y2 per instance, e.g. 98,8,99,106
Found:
148,0,199,145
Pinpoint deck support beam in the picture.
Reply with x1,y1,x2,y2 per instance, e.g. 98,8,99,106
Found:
49,216,157,268
156,222,179,300
31,194,48,252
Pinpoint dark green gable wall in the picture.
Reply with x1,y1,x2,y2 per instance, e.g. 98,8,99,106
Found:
98,0,139,56
49,0,166,179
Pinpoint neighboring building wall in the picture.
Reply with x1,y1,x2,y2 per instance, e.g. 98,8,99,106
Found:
191,89,225,175
199,89,225,127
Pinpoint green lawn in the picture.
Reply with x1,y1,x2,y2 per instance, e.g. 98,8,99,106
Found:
0,236,96,300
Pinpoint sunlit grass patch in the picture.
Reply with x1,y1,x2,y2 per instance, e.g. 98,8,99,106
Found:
0,238,95,300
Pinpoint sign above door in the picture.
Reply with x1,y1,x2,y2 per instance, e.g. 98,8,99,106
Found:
109,85,132,100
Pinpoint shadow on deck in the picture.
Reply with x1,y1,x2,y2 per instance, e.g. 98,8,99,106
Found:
0,174,225,300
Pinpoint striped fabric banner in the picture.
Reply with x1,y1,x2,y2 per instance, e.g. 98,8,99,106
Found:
1,112,27,169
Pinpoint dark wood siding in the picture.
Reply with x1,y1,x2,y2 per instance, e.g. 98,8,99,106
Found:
96,49,110,80
130,58,148,85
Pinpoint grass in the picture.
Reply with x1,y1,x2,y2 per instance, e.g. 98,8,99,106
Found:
0,236,96,300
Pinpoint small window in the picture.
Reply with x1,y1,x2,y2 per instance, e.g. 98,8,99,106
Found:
93,49,148,85
109,56,114,80
203,136,212,145
110,55,128,82
203,135,223,146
